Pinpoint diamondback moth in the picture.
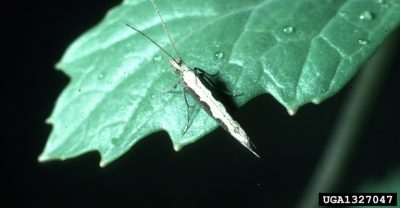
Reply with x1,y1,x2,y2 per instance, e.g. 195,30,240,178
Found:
127,0,259,157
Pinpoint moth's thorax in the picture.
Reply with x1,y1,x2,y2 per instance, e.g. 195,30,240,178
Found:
169,59,190,75
168,59,258,157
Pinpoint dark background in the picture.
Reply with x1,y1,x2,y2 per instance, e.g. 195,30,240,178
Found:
5,0,399,207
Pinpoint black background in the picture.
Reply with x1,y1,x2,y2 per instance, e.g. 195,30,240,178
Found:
5,0,399,207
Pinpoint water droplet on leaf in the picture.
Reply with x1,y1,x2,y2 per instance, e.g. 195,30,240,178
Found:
213,41,221,48
376,0,388,7
359,11,373,21
153,56,162,62
97,73,104,79
283,26,295,34
215,52,224,60
358,39,368,45
339,11,348,17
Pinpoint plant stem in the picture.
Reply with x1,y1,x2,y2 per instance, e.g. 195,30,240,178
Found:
296,30,399,208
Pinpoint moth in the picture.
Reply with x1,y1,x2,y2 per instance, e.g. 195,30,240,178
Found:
127,0,258,157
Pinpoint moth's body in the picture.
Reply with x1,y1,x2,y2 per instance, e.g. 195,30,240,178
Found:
170,60,258,156
126,0,258,157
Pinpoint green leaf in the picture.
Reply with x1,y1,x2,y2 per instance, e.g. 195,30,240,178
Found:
359,168,400,192
358,168,400,208
39,0,400,166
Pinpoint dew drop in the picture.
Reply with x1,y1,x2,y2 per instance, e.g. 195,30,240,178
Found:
339,11,348,17
283,26,295,34
153,56,162,62
213,40,221,48
97,73,104,79
215,52,224,60
376,0,388,7
358,39,368,45
359,11,373,21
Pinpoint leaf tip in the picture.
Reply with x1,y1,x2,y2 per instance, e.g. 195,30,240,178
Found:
37,154,47,162
312,98,322,105
45,117,53,124
173,144,182,152
99,161,108,168
54,62,63,70
287,108,298,116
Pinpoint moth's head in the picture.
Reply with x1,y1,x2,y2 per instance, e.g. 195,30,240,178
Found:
169,59,184,75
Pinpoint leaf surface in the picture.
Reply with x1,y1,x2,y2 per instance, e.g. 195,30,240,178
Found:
40,0,400,166
358,168,400,207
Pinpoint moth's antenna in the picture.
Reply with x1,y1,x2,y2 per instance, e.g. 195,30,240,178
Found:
149,0,182,61
126,24,177,61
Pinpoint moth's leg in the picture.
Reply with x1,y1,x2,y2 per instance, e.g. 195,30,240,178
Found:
220,88,243,97
199,72,243,97
161,81,181,93
182,90,194,108
182,90,193,134
194,67,218,77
